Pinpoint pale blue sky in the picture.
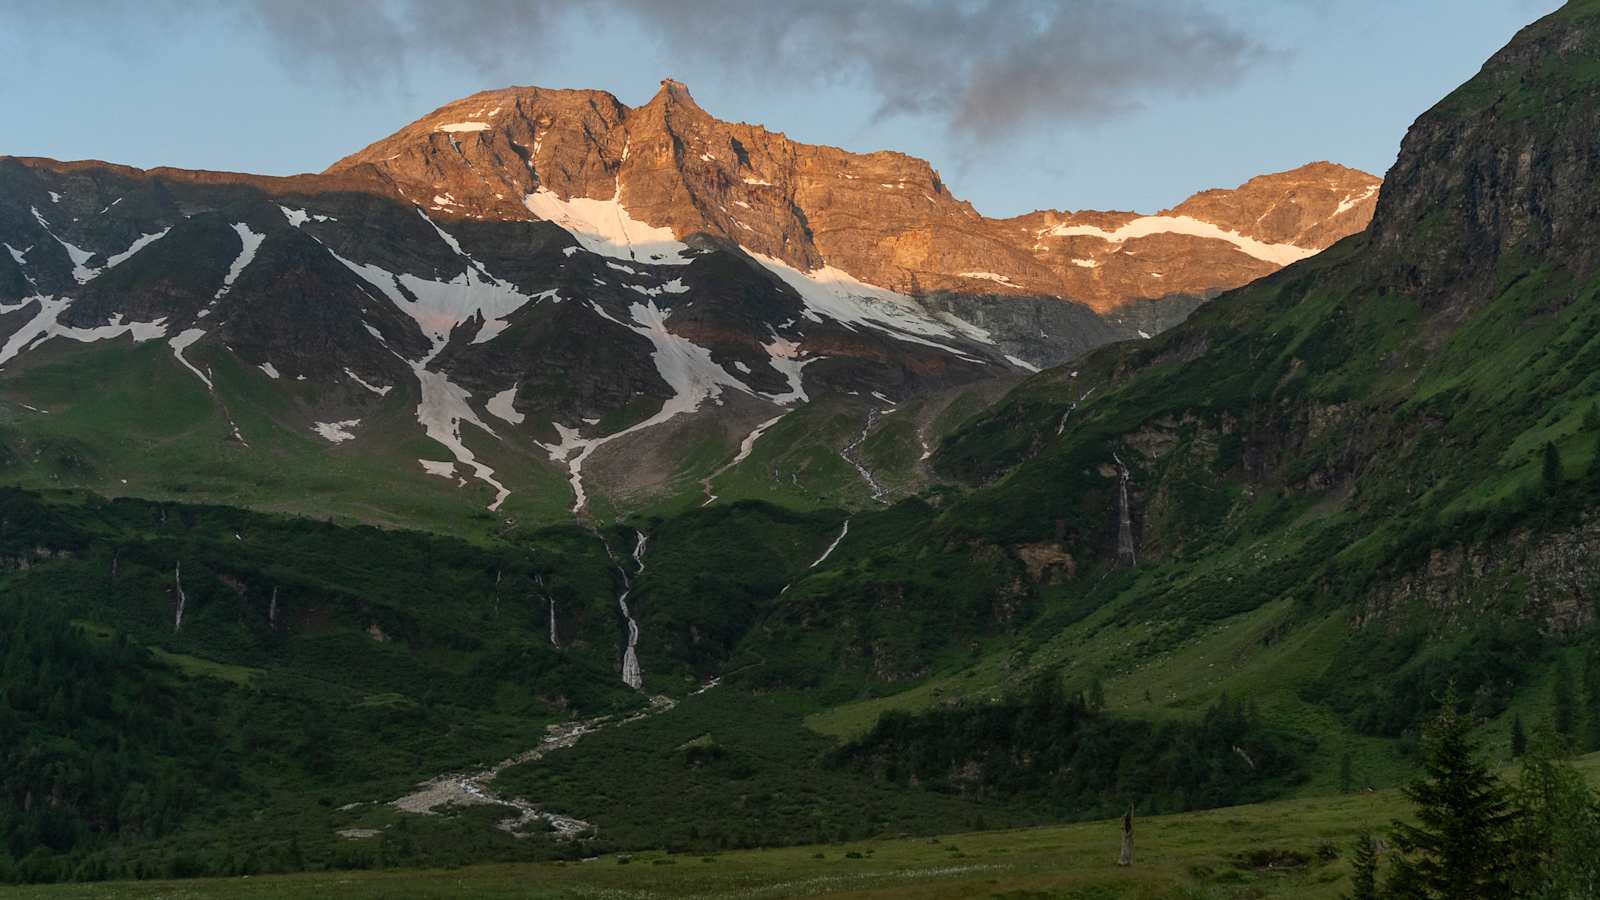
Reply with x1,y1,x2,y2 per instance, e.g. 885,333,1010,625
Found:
0,1,1561,216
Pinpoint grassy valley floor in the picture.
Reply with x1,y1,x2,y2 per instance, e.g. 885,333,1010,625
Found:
15,752,1598,900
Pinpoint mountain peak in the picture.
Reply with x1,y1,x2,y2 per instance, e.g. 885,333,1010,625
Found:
654,77,696,103
1370,2,1600,298
323,81,1378,313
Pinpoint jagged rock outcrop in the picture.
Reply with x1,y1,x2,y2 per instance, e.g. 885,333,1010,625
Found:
331,80,1379,315
1369,4,1600,300
1360,517,1600,636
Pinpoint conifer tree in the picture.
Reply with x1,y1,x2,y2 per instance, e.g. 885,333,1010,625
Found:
1510,714,1527,759
1086,679,1106,713
1541,441,1563,493
1584,645,1600,752
1345,831,1380,900
1509,739,1600,899
1386,696,1520,899
1553,657,1577,740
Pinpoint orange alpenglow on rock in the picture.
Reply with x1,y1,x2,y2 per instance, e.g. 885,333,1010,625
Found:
329,80,1379,315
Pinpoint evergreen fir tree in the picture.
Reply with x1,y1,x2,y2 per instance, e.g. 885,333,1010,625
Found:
1086,679,1106,713
1584,645,1600,752
1510,714,1527,759
1509,739,1600,899
1591,432,1600,490
1345,831,1380,900
1386,696,1521,899
1541,441,1563,493
1553,657,1577,740
1340,751,1355,794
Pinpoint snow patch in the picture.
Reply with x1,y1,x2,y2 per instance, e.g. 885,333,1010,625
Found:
626,278,689,298
959,271,1016,285
1335,184,1379,216
412,363,510,511
935,311,994,344
761,335,816,404
486,384,524,425
168,328,212,390
538,300,757,512
435,121,491,133
104,228,171,270
258,362,281,379
1042,215,1316,266
1005,354,1041,372
215,223,265,298
345,368,393,396
278,206,333,227
313,419,360,443
702,413,786,506
524,188,692,264
31,207,100,283
0,299,169,367
748,253,985,359
329,248,533,356
419,459,456,479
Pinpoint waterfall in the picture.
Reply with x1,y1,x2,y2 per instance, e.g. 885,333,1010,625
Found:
612,531,648,689
1114,452,1136,568
841,410,887,502
1056,385,1096,436
537,574,559,648
173,561,187,631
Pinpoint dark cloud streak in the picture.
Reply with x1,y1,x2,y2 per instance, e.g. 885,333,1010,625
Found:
5,0,1269,141
606,0,1269,137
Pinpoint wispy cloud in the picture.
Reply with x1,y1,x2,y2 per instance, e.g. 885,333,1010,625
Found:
7,0,1269,141
609,1,1268,137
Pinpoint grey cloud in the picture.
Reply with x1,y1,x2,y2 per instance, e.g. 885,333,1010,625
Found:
606,0,1268,137
4,0,1269,140
236,0,580,92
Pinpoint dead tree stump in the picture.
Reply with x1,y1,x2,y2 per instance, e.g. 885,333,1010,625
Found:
1118,804,1134,866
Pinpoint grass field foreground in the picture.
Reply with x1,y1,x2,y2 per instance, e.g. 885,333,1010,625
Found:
17,753,1597,900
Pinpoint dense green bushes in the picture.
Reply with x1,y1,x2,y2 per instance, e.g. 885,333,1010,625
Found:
832,679,1310,820
1308,622,1552,739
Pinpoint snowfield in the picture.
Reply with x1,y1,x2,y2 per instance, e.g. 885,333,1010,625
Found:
1041,214,1316,267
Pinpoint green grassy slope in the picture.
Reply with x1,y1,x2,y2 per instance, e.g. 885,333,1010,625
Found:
12,753,1598,900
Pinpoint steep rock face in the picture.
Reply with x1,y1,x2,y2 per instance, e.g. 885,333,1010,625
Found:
331,80,1379,315
1360,517,1600,637
1369,3,1600,299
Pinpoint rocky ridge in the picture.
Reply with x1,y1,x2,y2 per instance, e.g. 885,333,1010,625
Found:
0,80,1376,520
332,79,1380,315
